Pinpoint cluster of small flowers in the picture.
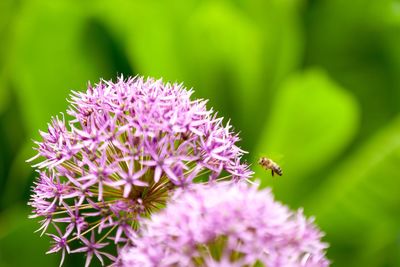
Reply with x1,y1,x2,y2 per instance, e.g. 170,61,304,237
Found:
28,77,253,266
120,182,330,267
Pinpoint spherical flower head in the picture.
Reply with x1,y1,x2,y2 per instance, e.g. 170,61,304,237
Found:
28,76,253,266
120,182,330,267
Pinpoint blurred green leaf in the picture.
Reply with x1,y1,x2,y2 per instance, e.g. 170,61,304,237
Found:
0,0,17,115
1,142,34,208
11,0,109,136
0,205,58,267
242,0,304,87
96,0,185,81
0,89,27,210
0,0,17,69
180,0,304,150
0,74,9,116
254,69,359,205
181,0,264,132
305,115,400,267
305,0,400,141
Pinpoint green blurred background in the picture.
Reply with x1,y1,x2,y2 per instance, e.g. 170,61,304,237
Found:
1,0,400,266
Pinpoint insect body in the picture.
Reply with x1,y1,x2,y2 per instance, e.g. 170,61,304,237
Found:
258,157,282,176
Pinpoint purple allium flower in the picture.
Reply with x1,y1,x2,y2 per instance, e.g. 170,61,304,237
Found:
28,76,252,266
120,182,330,267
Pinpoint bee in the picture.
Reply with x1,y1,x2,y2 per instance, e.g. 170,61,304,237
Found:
258,157,282,176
